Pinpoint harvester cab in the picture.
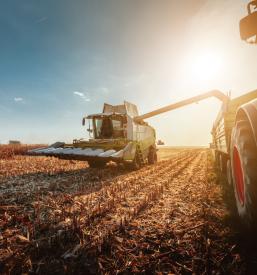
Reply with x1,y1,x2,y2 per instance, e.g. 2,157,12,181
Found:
84,113,126,139
83,102,135,140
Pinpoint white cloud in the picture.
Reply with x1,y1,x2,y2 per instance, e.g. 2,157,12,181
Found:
14,97,23,102
36,16,48,24
73,91,90,102
73,91,84,97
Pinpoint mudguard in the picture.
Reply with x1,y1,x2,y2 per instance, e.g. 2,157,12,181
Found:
235,98,257,147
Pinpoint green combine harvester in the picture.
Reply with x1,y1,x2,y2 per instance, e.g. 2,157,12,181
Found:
29,101,157,168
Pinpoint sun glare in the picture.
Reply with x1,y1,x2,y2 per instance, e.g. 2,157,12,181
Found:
189,51,224,83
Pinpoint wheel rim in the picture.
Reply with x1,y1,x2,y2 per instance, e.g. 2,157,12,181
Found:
233,146,245,205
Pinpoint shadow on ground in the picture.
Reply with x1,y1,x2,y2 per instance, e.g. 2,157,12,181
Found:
217,166,257,275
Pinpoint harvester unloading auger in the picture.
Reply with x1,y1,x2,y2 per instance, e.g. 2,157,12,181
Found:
29,90,228,168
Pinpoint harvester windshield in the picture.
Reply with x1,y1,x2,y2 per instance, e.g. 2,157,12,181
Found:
88,115,126,139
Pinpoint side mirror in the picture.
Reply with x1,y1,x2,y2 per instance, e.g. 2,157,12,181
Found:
240,1,257,42
82,117,86,126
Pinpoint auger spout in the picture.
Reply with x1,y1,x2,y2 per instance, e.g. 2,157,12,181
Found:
134,90,229,122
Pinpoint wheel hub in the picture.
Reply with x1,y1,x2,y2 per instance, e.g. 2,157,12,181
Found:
233,147,245,205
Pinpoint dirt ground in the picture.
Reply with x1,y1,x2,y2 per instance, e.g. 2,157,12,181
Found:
0,147,256,274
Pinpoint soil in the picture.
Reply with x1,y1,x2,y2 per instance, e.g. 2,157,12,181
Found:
0,148,255,274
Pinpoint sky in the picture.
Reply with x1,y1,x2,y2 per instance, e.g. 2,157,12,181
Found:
0,0,256,145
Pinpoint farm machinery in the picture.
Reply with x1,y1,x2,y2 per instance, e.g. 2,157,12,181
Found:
211,89,257,229
29,101,157,168
211,0,257,229
30,0,257,229
29,86,257,230
29,91,228,168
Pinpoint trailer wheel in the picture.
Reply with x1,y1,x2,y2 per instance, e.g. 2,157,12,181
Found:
88,160,106,168
148,147,157,165
231,120,257,229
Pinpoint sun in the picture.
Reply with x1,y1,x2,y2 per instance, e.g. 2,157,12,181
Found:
188,50,224,83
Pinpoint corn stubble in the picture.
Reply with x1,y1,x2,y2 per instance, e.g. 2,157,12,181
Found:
0,146,243,274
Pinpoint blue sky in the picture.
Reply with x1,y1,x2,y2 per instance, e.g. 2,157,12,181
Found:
0,0,256,145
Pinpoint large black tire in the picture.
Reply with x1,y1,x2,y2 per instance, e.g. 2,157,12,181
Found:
148,147,157,165
88,160,106,168
231,120,257,230
123,151,141,170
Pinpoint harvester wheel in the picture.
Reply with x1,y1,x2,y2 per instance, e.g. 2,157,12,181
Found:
88,160,106,168
231,120,257,230
148,147,157,165
132,151,142,170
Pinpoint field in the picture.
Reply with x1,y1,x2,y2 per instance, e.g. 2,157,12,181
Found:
0,145,254,274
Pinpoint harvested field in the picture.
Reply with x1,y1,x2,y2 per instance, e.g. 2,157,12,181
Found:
0,145,45,160
0,147,255,274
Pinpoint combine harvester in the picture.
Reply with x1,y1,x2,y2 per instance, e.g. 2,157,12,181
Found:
30,101,157,169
